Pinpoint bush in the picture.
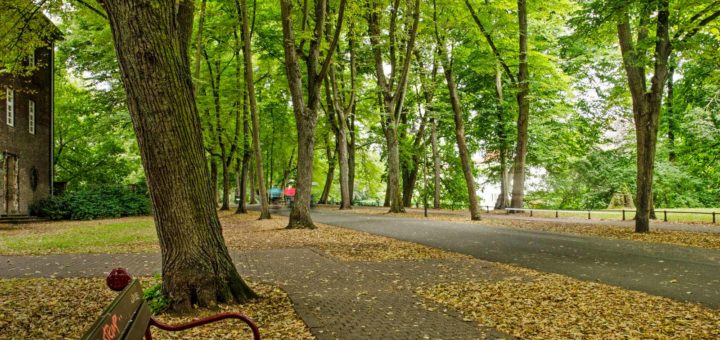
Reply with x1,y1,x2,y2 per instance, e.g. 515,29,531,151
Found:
30,185,151,220
143,275,170,315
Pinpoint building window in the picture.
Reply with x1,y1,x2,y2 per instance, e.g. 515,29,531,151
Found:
6,88,14,127
28,100,35,134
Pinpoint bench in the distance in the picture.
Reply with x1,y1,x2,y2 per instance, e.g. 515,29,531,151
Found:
81,268,261,340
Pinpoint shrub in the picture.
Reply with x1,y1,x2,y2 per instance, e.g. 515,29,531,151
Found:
143,275,170,315
31,185,151,220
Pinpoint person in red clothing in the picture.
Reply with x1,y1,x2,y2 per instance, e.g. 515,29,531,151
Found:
284,185,296,205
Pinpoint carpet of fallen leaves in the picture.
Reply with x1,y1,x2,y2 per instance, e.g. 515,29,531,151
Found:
325,207,720,250
417,270,720,339
220,212,467,261
0,277,312,340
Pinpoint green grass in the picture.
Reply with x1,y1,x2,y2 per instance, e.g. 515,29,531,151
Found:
0,219,158,255
513,208,719,224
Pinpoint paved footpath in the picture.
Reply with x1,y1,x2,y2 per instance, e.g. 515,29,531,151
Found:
1,249,513,339
307,210,720,309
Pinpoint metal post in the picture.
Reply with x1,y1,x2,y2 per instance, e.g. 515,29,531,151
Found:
664,210,667,222
622,209,625,221
555,210,559,218
588,210,591,220
713,212,716,224
530,210,533,217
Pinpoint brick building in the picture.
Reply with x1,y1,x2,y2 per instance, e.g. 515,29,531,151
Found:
0,15,58,216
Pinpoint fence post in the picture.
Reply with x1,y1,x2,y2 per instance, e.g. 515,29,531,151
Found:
588,210,591,220
530,209,533,217
713,212,716,224
555,210,559,218
622,209,625,221
664,210,668,222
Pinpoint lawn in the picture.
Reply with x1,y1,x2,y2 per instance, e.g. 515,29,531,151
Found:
0,217,158,255
508,207,719,224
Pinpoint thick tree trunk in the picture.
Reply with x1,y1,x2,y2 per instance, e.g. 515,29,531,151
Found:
402,163,419,208
100,0,255,312
236,0,270,219
210,157,219,207
510,0,530,210
431,118,441,209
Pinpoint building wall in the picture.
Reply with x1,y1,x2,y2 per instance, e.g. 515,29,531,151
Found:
0,45,53,215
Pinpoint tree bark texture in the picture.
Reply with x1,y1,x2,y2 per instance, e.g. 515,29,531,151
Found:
510,0,530,210
100,0,256,311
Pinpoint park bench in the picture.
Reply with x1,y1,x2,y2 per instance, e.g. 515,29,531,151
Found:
81,268,261,340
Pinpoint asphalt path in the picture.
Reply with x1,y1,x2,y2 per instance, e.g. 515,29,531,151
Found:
301,209,720,308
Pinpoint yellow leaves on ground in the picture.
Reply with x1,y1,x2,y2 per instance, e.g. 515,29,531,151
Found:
418,272,720,339
220,212,468,262
0,277,312,340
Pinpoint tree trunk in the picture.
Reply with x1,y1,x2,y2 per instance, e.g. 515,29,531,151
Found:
348,112,356,202
366,0,419,214
236,0,270,219
100,0,255,312
616,1,671,232
667,63,676,163
434,13,481,220
385,127,405,212
221,158,230,210
210,157,219,208
402,163,419,208
494,64,510,210
319,136,336,204
249,161,257,204
510,0,530,210
236,90,251,214
431,118,441,209
281,0,346,228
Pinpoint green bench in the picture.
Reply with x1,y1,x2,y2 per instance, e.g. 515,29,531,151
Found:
82,269,261,340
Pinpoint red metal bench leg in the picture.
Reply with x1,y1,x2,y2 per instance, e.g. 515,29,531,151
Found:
146,312,261,340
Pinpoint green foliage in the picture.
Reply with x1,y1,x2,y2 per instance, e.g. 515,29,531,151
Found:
30,185,150,220
143,275,170,315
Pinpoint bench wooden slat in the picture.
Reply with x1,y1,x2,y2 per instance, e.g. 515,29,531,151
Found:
82,280,145,340
123,302,152,340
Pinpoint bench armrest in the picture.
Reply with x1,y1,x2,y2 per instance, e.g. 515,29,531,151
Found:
146,312,261,340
